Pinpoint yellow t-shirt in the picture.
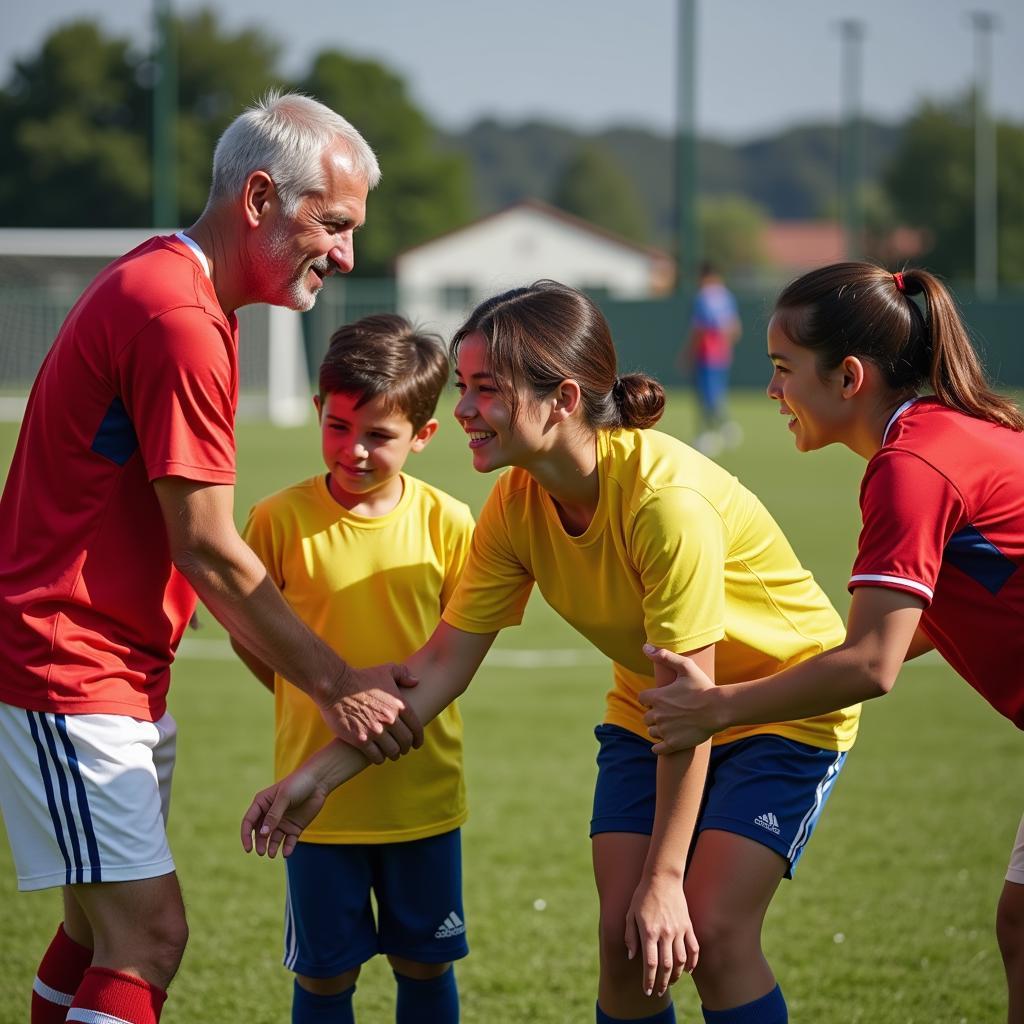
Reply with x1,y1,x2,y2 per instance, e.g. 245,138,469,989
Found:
443,429,859,751
242,473,475,843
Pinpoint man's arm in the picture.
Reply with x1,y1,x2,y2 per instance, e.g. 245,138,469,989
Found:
241,622,497,856
154,476,422,762
639,587,925,752
230,638,275,693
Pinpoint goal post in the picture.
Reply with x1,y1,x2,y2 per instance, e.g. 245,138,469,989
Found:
0,228,311,426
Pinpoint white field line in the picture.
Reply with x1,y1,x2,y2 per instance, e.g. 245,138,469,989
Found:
176,637,604,667
175,638,943,669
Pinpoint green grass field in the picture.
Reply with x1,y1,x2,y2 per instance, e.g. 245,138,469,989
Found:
0,391,1019,1023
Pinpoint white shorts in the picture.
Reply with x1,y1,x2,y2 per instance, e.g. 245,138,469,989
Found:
0,704,177,891
1009,813,1024,885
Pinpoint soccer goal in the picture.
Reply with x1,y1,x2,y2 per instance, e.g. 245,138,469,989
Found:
0,229,311,426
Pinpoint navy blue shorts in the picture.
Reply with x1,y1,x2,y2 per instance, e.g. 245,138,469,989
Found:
283,829,468,977
590,724,846,877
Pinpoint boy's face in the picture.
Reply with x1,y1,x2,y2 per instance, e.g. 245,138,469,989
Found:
314,390,437,510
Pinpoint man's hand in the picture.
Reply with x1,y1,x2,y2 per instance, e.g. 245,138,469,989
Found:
240,767,328,859
624,874,699,997
638,645,721,753
317,662,424,764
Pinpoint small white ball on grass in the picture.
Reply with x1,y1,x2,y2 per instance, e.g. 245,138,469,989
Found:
533,898,547,911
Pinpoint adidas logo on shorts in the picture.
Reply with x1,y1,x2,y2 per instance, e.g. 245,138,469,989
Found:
754,811,782,835
434,911,465,939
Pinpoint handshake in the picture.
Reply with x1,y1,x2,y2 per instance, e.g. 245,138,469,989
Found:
240,645,718,858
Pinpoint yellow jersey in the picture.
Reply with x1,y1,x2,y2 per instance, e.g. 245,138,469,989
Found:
242,472,475,842
442,429,859,751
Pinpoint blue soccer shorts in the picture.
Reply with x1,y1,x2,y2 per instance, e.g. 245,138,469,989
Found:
590,723,846,877
283,828,468,977
694,363,730,414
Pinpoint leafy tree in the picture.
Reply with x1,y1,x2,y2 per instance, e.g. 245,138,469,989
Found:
0,13,281,227
0,12,473,274
551,144,650,243
884,95,1024,283
170,10,283,221
298,51,473,275
0,21,150,225
698,196,768,275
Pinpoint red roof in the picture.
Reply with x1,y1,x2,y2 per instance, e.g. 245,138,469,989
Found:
762,221,927,270
763,222,846,269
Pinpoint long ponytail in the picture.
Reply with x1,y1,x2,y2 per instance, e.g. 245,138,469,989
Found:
906,269,1024,430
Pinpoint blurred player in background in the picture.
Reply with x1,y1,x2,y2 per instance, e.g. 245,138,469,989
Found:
0,93,423,1024
682,263,742,456
242,281,860,1024
233,315,474,1024
642,262,1024,1024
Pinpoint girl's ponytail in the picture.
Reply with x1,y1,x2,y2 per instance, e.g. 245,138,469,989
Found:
906,270,1024,431
775,262,1024,432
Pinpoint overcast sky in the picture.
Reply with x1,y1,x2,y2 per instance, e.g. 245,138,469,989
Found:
2,1,1022,140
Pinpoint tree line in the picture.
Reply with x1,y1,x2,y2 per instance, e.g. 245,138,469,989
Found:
2,11,1022,282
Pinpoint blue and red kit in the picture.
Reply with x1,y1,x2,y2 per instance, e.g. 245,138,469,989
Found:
850,398,1024,726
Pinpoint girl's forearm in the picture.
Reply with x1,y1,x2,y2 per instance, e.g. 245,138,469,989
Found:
299,624,496,794
643,740,711,880
714,645,887,730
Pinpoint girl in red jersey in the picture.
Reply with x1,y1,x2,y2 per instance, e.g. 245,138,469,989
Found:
639,262,1024,1024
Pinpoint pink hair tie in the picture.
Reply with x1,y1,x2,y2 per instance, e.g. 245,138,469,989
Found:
893,271,906,292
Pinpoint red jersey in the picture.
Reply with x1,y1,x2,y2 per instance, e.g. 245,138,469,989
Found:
0,235,238,720
850,398,1024,727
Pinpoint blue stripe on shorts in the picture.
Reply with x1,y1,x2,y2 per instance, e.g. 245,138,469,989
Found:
26,712,73,885
26,712,103,885
54,715,102,882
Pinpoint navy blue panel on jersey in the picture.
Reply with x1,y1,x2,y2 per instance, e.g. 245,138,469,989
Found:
91,397,139,465
945,525,1017,595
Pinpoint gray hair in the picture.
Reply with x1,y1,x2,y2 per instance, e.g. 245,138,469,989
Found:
208,91,381,214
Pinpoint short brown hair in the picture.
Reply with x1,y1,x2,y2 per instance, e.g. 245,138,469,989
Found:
319,314,449,431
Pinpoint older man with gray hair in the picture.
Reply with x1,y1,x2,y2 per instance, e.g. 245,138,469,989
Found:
0,92,421,1024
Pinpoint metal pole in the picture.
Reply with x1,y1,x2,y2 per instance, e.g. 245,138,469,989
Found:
971,11,998,298
838,20,864,260
152,0,177,228
676,0,699,292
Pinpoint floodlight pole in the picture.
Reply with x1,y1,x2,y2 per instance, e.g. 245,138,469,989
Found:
676,0,699,293
971,11,998,298
838,19,864,260
153,0,178,228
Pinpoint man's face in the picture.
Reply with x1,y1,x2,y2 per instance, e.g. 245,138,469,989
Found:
251,145,369,312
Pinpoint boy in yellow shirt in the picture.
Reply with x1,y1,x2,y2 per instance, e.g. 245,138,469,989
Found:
233,314,474,1024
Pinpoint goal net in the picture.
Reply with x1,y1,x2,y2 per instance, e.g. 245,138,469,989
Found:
0,229,311,425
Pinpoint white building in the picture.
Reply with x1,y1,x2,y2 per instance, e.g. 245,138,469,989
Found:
396,199,674,338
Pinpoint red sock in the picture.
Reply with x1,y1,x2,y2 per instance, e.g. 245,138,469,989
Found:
32,924,93,1024
69,967,167,1024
